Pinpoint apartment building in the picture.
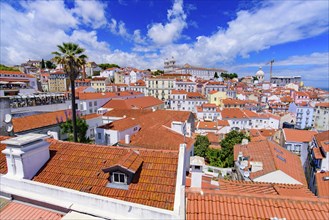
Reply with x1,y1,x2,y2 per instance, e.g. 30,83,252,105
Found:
313,102,329,131
203,81,227,95
91,77,110,92
48,70,70,92
288,102,314,129
169,90,207,112
174,79,196,92
145,77,175,100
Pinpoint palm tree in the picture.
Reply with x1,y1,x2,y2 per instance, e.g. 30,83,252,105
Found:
52,43,88,142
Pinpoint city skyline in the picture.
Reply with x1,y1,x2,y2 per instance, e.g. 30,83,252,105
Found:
0,0,328,87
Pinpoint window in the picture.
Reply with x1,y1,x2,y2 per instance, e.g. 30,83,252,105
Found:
90,129,94,138
94,101,97,106
89,102,92,107
112,172,126,184
97,133,101,139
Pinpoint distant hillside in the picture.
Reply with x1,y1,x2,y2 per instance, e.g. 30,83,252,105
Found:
0,64,19,71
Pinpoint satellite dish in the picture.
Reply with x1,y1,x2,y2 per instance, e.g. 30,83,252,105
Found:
4,114,12,123
244,171,250,178
6,124,13,132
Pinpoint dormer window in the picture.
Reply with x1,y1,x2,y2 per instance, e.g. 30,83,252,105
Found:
112,172,127,184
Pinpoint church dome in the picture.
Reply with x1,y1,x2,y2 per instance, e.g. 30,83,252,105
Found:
256,67,265,76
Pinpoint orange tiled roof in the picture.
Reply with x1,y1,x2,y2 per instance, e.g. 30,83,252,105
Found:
197,121,217,130
202,103,217,108
27,139,179,210
315,102,329,108
0,70,34,78
315,131,329,152
222,98,246,105
102,96,163,109
12,110,71,133
313,147,324,159
186,190,329,220
81,113,102,120
105,150,143,173
218,179,315,198
99,118,140,131
78,91,142,100
234,140,307,185
315,172,329,198
0,201,62,219
217,120,229,126
121,110,195,150
0,136,10,173
171,90,187,94
103,109,152,118
283,128,317,143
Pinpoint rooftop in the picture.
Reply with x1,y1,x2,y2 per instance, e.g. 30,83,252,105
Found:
0,138,179,210
102,96,163,109
283,128,317,143
234,140,307,185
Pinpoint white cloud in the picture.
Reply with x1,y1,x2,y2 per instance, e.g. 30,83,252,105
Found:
0,1,111,65
147,0,187,45
73,0,107,28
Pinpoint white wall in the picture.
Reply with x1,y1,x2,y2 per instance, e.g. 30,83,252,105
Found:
253,170,302,185
0,176,178,220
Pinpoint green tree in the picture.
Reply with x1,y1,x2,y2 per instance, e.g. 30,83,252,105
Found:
217,130,250,167
98,63,120,70
214,72,219,79
40,59,46,69
152,70,164,76
45,60,56,69
52,42,88,142
0,64,19,71
60,117,90,143
194,135,210,158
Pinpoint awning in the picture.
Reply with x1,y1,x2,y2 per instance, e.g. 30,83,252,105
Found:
0,81,9,84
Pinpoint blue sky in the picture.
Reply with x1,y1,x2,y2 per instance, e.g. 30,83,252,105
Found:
0,0,328,88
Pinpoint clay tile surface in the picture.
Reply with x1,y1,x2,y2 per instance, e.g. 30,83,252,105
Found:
315,131,329,152
315,172,329,198
12,110,71,133
122,110,195,151
0,201,62,220
316,102,329,108
99,117,139,131
28,139,179,210
218,179,315,198
0,136,10,173
283,128,317,143
102,96,163,109
234,140,307,185
107,150,143,173
313,147,324,159
186,190,329,220
103,109,152,118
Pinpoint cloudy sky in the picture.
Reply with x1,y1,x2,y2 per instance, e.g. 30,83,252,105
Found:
1,0,328,87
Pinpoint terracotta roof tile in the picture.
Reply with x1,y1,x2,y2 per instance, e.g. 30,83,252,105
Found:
105,150,143,173
218,179,315,198
103,109,152,118
315,172,329,198
79,91,142,100
99,117,140,131
27,139,179,210
186,190,329,220
234,140,307,185
12,110,71,133
102,96,163,109
315,102,329,108
0,136,10,173
315,131,329,152
0,201,62,220
283,128,317,143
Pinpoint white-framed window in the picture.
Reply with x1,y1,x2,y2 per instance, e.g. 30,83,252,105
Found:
112,172,126,184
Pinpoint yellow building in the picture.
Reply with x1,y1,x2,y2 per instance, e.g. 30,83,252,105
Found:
48,71,70,92
208,90,227,106
91,77,110,92
145,77,175,101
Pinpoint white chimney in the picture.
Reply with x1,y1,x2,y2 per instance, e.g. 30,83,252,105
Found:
190,156,205,188
125,134,130,144
1,133,50,179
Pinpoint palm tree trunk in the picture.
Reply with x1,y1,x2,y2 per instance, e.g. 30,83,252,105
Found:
70,79,78,142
